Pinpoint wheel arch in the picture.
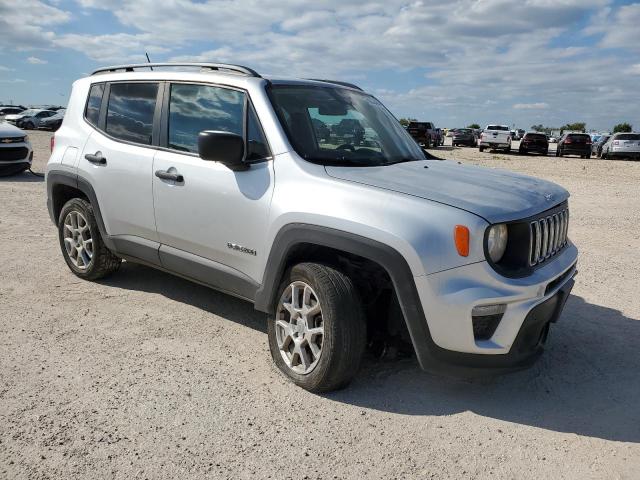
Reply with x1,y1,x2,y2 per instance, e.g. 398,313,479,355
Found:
254,223,437,369
47,170,115,250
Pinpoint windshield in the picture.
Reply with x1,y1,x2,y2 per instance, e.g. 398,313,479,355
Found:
269,85,426,166
19,109,39,116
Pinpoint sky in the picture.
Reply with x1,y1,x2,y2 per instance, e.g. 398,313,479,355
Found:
1,0,639,131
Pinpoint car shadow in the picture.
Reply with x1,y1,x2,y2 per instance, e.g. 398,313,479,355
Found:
98,263,640,443
0,172,45,182
327,294,640,443
98,261,267,334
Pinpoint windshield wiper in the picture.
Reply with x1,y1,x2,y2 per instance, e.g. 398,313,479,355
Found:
386,157,425,165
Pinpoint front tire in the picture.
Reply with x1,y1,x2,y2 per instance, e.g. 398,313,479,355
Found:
268,263,366,392
58,198,121,280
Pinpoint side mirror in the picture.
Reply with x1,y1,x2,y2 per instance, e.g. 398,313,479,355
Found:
198,131,246,170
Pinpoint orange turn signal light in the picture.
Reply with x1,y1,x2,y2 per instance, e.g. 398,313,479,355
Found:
454,225,470,257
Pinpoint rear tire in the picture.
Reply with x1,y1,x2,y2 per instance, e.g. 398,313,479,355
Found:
58,198,121,281
479,146,485,152
267,263,366,392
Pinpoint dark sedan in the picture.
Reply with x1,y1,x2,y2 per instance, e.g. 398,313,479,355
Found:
452,128,477,147
519,132,549,155
556,133,592,158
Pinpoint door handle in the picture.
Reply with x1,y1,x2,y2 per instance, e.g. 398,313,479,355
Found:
85,151,107,165
155,169,184,182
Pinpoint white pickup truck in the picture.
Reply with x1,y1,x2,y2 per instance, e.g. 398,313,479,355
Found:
479,125,512,152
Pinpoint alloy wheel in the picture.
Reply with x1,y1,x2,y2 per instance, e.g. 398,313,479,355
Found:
275,281,324,375
63,211,93,269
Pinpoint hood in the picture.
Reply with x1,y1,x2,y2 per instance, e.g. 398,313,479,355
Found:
0,122,26,138
3,113,26,121
325,160,569,224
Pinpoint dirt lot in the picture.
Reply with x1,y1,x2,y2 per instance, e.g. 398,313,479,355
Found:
1,131,639,479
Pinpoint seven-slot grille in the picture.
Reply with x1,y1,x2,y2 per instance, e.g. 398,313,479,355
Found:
529,208,569,266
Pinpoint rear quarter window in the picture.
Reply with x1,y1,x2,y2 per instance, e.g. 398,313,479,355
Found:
85,83,105,127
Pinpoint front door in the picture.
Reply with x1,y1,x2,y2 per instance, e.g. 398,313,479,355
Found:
152,82,274,285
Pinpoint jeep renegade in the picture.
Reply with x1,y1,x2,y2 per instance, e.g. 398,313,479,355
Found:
46,63,578,392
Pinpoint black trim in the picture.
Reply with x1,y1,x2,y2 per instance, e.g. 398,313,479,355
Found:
110,235,161,266
484,201,569,279
158,245,258,302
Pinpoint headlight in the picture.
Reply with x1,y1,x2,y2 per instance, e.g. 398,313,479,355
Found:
487,224,508,263
23,135,29,143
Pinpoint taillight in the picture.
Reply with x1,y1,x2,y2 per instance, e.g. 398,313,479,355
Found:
50,135,55,153
565,138,573,144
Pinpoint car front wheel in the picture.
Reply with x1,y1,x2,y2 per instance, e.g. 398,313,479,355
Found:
268,263,366,392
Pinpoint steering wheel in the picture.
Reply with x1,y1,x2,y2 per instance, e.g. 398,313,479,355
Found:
336,144,356,152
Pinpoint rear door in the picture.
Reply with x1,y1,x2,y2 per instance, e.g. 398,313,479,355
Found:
78,81,161,260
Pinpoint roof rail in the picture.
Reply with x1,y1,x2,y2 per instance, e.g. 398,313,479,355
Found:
91,62,261,78
307,79,363,91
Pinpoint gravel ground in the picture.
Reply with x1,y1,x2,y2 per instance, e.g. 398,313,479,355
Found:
1,131,639,479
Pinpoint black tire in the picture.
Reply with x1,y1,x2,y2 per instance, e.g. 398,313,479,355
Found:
24,121,35,130
57,198,121,281
479,146,485,152
519,148,527,155
268,262,366,392
557,148,563,157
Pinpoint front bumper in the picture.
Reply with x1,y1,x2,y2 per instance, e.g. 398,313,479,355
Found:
411,242,578,373
0,142,33,172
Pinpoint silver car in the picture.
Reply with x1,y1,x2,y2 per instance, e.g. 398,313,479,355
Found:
0,122,33,176
4,109,57,129
601,133,640,160
46,62,578,391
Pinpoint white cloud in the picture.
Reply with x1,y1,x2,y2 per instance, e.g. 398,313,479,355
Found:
26,56,47,64
0,0,70,51
0,66,15,71
514,103,550,110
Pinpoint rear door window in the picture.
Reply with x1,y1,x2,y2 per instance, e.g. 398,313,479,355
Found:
105,82,159,145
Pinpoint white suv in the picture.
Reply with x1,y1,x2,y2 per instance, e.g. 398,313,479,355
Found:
46,63,578,391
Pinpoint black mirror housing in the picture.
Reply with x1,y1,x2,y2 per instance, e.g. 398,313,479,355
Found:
198,131,246,169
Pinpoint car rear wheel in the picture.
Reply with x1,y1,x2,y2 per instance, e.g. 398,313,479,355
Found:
268,263,366,392
24,121,35,130
479,146,484,152
58,198,121,281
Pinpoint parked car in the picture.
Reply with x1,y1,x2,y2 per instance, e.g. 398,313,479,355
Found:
332,118,365,144
0,122,33,176
479,125,512,152
0,106,26,120
407,121,439,148
548,136,557,143
4,109,57,129
601,133,640,160
592,134,610,157
46,62,577,392
311,118,330,142
38,109,66,131
452,128,477,147
518,132,549,155
555,133,591,158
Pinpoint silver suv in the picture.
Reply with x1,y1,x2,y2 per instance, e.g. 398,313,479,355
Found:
46,63,578,391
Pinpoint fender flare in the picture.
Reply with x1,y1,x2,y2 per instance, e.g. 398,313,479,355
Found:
253,223,438,369
47,170,116,251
